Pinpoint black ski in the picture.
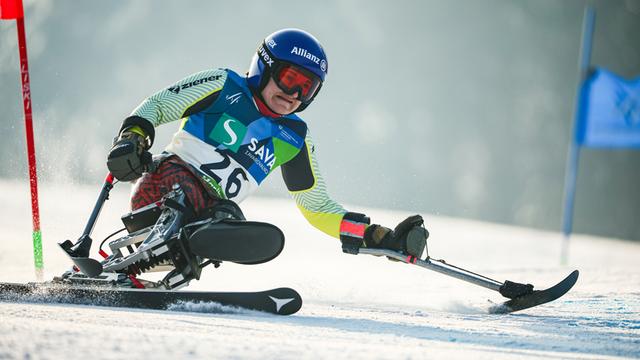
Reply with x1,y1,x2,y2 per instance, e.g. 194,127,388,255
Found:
488,270,579,314
0,282,302,315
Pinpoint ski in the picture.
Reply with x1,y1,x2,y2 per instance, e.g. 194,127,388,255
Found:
358,248,579,314
488,270,579,314
0,282,302,315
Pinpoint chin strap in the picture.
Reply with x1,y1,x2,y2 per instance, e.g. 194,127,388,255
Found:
339,212,370,254
253,94,283,118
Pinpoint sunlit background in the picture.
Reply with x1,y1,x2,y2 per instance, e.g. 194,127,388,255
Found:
1,0,639,240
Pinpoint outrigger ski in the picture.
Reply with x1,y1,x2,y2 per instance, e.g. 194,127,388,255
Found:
488,270,579,314
358,248,579,314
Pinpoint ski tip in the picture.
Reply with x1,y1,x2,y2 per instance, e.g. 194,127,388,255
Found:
488,269,580,315
561,270,580,290
268,287,303,315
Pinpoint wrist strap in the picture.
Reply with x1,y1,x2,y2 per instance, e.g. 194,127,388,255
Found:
339,212,370,254
120,116,156,147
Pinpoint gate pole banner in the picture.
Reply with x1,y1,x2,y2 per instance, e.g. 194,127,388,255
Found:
0,0,24,19
577,68,640,148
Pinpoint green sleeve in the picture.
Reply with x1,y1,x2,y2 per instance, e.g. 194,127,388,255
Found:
284,132,348,239
130,68,227,127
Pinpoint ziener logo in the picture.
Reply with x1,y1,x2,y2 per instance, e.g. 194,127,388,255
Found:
168,75,222,94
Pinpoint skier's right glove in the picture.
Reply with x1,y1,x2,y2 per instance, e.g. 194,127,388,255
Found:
107,127,153,182
363,215,429,259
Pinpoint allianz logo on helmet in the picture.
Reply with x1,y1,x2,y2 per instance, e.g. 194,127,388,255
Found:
290,47,324,68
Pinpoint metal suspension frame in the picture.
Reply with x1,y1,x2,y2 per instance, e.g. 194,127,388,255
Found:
59,173,204,289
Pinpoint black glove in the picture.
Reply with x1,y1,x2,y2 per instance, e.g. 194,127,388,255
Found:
107,130,153,182
364,215,429,258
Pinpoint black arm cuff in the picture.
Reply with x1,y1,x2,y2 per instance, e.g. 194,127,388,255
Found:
339,212,370,255
119,116,156,147
281,142,314,192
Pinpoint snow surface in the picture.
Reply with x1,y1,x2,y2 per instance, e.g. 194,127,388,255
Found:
0,179,639,359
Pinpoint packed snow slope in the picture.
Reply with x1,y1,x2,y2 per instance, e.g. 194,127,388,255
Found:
0,180,638,359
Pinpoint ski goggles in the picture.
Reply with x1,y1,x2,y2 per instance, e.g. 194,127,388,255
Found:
271,63,322,103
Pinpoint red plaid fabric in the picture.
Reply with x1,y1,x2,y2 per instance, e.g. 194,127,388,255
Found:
131,157,218,215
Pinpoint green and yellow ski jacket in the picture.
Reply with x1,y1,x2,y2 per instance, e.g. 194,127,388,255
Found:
121,68,353,239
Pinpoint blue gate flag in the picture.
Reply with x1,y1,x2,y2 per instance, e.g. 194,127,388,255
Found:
576,67,640,148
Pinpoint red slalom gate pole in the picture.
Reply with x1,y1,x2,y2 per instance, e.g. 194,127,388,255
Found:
16,15,44,281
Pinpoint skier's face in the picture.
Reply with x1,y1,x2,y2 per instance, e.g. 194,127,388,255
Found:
261,78,301,115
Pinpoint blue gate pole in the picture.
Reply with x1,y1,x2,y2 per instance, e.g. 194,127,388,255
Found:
561,5,595,264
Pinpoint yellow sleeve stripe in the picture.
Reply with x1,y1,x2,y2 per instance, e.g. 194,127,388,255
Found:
289,132,347,240
296,205,344,238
